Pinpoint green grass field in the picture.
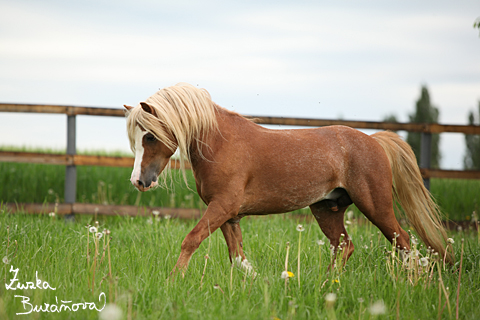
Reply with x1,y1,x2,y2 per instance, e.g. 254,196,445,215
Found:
1,210,479,319
1,148,480,319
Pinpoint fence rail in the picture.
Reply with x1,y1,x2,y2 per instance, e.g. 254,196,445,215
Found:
1,103,479,217
3,103,480,134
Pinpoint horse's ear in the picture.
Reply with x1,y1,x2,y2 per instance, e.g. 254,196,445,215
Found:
123,105,133,111
140,102,157,117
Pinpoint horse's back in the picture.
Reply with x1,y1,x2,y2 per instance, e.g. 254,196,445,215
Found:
234,124,389,214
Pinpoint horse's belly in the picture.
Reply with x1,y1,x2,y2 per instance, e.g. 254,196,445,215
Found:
239,183,330,214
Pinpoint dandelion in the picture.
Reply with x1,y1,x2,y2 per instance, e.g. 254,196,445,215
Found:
317,240,325,246
358,297,364,303
152,210,160,217
447,238,454,244
419,257,429,267
96,232,103,240
281,271,294,279
346,210,354,220
2,256,9,264
345,220,351,225
164,214,172,219
296,224,305,287
89,226,97,233
99,303,123,320
369,300,386,315
325,293,337,303
411,237,418,245
325,292,337,320
48,212,55,217
146,218,153,225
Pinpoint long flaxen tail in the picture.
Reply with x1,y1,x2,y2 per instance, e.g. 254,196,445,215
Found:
372,131,453,264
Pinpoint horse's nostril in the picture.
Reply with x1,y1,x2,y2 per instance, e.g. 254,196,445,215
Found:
137,180,144,188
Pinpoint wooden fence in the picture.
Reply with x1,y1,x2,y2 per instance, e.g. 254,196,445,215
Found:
1,103,480,218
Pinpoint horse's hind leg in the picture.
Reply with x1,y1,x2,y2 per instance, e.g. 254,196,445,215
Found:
220,219,255,275
351,183,410,253
310,201,354,266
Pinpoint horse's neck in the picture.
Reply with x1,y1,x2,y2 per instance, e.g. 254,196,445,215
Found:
188,106,252,165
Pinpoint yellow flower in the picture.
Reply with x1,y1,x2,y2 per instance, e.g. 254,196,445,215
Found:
281,271,295,279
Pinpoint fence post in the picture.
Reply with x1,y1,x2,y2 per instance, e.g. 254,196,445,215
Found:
420,132,432,190
65,114,76,213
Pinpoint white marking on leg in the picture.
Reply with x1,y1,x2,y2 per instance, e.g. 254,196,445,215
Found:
235,256,257,277
131,126,147,185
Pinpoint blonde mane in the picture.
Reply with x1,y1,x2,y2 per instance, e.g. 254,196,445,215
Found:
126,83,219,184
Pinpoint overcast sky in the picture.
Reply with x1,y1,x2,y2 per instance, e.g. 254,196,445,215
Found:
1,0,479,169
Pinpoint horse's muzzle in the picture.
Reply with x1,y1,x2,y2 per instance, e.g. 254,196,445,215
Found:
133,175,158,192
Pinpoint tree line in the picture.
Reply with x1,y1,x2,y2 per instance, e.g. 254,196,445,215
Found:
384,85,480,170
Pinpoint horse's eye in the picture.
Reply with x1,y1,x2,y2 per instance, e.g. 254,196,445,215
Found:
145,134,156,142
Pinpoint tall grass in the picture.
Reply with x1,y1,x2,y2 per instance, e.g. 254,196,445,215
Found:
0,161,204,210
1,209,479,319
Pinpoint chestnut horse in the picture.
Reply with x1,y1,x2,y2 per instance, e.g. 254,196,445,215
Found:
124,83,452,276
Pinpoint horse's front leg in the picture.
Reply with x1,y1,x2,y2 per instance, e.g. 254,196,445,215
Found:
219,219,256,276
171,201,239,278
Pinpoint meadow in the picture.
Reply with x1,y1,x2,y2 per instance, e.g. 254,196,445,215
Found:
1,148,480,319
1,208,479,319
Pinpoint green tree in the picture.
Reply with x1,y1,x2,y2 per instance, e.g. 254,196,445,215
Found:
464,101,480,170
474,17,480,36
406,85,441,168
383,113,399,133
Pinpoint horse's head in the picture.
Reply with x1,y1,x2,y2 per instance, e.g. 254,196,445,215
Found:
125,83,219,191
125,103,176,192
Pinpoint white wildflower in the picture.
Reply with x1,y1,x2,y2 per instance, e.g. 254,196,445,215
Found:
152,210,160,216
325,293,337,303
369,300,386,315
48,212,55,217
346,210,354,220
447,238,454,244
164,214,172,219
419,257,429,267
89,226,97,233
317,240,325,246
96,232,103,240
296,224,305,232
2,256,9,264
99,303,123,320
